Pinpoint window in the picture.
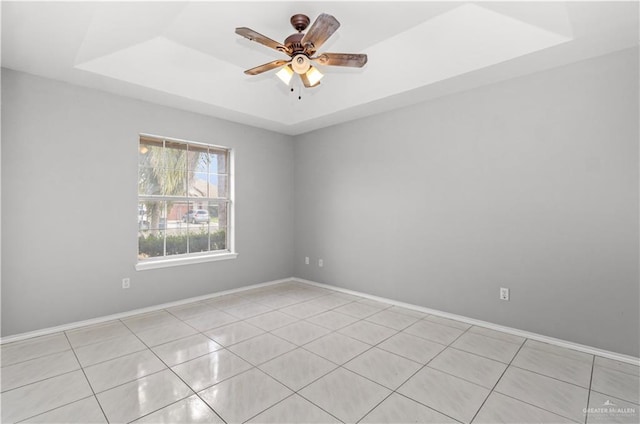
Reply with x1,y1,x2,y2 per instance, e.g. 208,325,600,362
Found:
136,134,235,270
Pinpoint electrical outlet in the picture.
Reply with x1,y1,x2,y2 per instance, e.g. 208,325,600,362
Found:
305,256,310,265
318,259,324,267
122,278,130,289
499,287,509,301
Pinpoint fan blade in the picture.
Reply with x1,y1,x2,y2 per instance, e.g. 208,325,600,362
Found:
301,13,340,54
235,27,289,54
244,60,290,75
300,72,320,88
315,53,368,68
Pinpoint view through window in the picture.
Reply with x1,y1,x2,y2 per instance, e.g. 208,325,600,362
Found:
138,135,231,262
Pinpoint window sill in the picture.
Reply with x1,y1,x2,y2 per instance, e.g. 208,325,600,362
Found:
135,252,238,271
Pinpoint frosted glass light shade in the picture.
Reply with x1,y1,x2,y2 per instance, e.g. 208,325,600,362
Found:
276,65,294,85
306,66,324,86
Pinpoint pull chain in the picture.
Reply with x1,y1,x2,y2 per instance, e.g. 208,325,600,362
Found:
290,83,302,100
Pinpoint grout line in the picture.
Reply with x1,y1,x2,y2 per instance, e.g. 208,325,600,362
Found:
206,288,350,422
592,362,640,378
353,390,395,424
468,340,592,424
375,339,448,364
119,320,228,423
523,339,596,363
469,337,526,423
63,332,110,424
0,346,75,372
588,389,640,407
293,392,348,423
13,394,99,424
387,392,465,424
1,367,84,395
240,392,296,423
507,362,593,390
584,355,596,424
355,324,474,422
445,344,521,365
489,391,584,423
76,346,150,370
241,367,345,424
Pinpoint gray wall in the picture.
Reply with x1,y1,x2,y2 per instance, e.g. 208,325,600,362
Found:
3,48,639,357
1,69,295,336
294,48,639,356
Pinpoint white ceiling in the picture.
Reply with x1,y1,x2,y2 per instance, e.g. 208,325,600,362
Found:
2,1,638,135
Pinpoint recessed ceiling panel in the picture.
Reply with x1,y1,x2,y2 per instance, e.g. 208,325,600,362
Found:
284,3,572,123
75,36,288,123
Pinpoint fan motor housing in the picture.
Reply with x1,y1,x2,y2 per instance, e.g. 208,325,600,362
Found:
284,33,305,54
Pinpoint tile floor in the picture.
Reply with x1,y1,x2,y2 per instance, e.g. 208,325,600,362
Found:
1,281,638,423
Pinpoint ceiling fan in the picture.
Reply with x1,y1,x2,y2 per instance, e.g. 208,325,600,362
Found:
235,13,367,88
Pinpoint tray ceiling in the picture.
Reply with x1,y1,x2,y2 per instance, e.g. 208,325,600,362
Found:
2,1,638,135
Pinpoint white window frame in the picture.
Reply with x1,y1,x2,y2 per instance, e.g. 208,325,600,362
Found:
135,133,237,271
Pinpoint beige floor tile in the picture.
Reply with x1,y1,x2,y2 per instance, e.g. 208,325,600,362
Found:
247,394,340,423
1,370,93,423
133,394,223,423
361,393,457,424
1,333,71,367
1,350,80,392
428,347,507,389
338,320,397,345
204,321,264,347
171,349,252,391
259,348,336,390
22,396,107,424
299,368,391,423
403,320,465,345
151,333,222,366
303,332,370,365
73,333,147,367
227,333,296,365
84,349,166,393
398,366,490,423
474,392,575,424
365,309,420,330
271,320,331,346
592,365,640,404
587,391,640,424
344,347,422,390
495,366,589,422
512,344,593,388
199,368,292,423
378,332,446,364
96,369,192,423
451,332,521,363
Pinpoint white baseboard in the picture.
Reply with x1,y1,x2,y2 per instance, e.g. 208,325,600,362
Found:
293,277,640,366
0,277,292,345
3,275,639,367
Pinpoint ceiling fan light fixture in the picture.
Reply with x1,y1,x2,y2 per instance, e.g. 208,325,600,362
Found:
236,13,367,88
305,66,324,86
291,54,311,74
276,64,294,85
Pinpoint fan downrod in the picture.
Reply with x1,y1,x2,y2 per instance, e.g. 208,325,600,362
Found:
290,14,310,32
